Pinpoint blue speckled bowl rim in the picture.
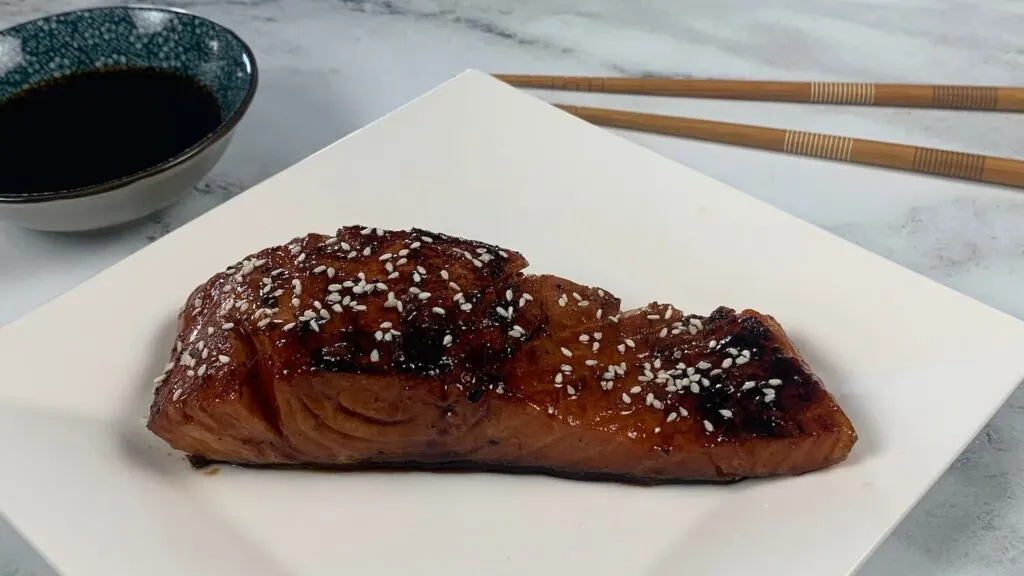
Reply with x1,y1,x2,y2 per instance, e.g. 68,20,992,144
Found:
0,4,259,205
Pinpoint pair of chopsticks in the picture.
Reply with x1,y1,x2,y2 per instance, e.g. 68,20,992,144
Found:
493,74,1024,190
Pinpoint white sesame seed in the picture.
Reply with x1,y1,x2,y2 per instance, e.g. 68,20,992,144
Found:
324,237,339,246
472,259,483,268
736,356,749,365
153,375,167,384
617,344,626,353
721,358,733,369
201,349,209,360
647,314,660,320
768,379,782,386
585,359,599,366
320,309,331,320
658,327,668,338
354,305,368,311
560,364,573,373
396,258,408,266
592,342,600,352
496,307,510,318
421,236,433,243
567,386,576,395
621,393,632,404
561,347,573,358
506,289,513,301
388,272,399,279
332,304,343,313
554,373,563,385
558,296,567,307
448,282,460,291
703,420,714,432
579,334,590,342
679,407,689,417
460,303,472,311
221,323,235,330
690,382,701,393
579,301,589,307
362,247,372,256
443,334,453,346
719,409,733,418
370,349,380,362
625,339,635,349
742,381,756,390
630,386,642,394
697,361,712,370
645,393,654,406
197,365,207,377
172,389,183,401
313,265,327,274
296,253,306,263
418,292,432,300
186,370,195,377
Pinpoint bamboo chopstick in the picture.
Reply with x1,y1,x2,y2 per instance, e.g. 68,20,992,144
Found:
495,74,1024,112
555,104,1024,189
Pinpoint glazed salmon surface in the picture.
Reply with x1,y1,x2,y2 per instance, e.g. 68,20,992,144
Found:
147,225,857,483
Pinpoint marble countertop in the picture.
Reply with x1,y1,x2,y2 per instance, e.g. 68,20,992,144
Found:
3,0,1024,573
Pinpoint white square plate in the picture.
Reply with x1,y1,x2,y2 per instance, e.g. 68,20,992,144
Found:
2,70,1024,576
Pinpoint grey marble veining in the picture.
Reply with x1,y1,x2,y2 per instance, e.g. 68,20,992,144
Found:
2,1,1024,574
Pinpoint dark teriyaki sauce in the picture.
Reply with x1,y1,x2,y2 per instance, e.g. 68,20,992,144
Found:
0,66,222,196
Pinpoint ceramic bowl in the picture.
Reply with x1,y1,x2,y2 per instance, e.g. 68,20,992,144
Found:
0,5,257,232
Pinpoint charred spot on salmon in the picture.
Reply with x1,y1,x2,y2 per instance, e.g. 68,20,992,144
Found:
394,326,452,376
312,344,364,373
